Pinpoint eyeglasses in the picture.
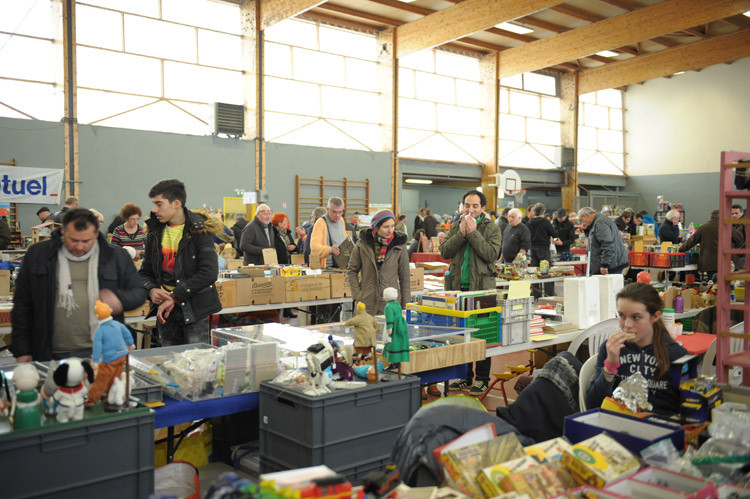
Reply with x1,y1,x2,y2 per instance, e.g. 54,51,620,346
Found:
257,209,272,214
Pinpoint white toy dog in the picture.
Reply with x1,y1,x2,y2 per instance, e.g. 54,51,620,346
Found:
106,371,134,407
52,358,95,423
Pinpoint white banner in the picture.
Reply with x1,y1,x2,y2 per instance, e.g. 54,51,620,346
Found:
0,166,64,204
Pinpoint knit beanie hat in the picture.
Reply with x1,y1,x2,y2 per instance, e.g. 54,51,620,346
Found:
371,210,395,230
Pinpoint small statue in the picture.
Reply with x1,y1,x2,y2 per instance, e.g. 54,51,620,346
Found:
345,302,380,383
305,341,335,395
10,363,42,430
383,287,409,378
52,358,94,423
85,300,135,407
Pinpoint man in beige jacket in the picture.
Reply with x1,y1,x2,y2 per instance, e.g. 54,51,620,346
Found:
310,197,347,268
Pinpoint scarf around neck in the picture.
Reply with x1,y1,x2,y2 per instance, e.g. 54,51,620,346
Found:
373,232,393,267
58,241,100,340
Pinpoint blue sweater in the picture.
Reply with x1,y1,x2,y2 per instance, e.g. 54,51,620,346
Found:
92,319,133,364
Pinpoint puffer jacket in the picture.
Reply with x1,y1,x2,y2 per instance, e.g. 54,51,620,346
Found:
140,208,222,324
346,229,410,315
586,214,628,272
440,214,502,291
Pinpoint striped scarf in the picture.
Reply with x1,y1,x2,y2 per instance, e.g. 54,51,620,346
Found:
373,232,393,267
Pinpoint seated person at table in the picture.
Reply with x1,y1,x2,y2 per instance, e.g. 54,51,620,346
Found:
659,209,683,245
586,283,688,416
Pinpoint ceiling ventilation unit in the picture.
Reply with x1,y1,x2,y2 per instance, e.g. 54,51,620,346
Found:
555,146,575,169
211,102,244,138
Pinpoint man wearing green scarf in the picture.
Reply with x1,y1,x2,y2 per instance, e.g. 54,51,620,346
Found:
440,189,503,395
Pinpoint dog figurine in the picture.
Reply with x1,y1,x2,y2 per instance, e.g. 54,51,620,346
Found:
52,358,94,423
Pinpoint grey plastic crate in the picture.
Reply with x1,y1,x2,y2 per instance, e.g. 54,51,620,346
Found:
259,374,419,478
499,297,534,323
261,454,391,486
131,373,163,403
501,317,530,345
0,405,154,499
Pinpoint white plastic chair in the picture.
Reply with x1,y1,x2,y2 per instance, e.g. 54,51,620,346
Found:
578,356,598,411
567,318,620,358
701,322,745,382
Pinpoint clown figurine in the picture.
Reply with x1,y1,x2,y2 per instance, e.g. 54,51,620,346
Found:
85,300,134,406
383,287,409,378
10,363,42,430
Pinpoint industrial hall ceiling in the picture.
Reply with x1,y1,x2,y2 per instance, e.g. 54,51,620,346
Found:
254,0,750,93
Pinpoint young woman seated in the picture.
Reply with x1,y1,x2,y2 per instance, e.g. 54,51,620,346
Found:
586,283,688,416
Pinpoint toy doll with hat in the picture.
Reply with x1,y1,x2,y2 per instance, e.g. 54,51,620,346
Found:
9,363,42,430
85,300,135,407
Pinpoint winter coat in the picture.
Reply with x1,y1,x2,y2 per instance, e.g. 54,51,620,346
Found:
240,217,277,265
553,218,576,252
274,227,295,265
527,217,558,251
141,208,222,325
0,218,10,250
501,223,531,263
679,220,738,273
310,215,347,268
230,218,248,258
659,220,681,245
497,352,582,442
423,215,439,238
615,216,636,235
587,334,688,416
11,230,146,361
586,214,629,273
346,229,409,315
440,215,502,291
641,213,659,238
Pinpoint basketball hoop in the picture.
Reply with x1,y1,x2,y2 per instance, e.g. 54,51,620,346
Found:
506,189,526,205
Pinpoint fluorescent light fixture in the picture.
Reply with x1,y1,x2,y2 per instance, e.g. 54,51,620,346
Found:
405,178,433,185
744,10,750,17
675,71,685,75
495,22,533,35
596,50,619,58
397,0,417,3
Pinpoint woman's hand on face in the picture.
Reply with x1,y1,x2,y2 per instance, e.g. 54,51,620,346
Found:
605,332,629,363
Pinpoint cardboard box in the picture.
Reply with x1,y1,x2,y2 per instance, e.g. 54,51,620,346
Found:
290,254,305,265
563,277,600,329
564,409,685,455
239,265,269,277
326,272,352,298
215,279,237,308
0,269,9,296
225,258,243,270
561,433,640,488
284,275,330,302
124,300,151,317
606,466,717,499
410,267,424,291
235,276,285,305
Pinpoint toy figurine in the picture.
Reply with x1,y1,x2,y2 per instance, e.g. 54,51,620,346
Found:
305,341,334,395
85,300,135,407
9,363,42,430
40,360,59,416
345,301,379,383
383,287,409,379
52,358,94,423
107,370,134,407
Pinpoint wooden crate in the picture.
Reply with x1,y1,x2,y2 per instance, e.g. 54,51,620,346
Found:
399,337,486,374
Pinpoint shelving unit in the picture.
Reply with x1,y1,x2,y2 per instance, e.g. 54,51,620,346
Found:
655,201,685,224
717,150,750,386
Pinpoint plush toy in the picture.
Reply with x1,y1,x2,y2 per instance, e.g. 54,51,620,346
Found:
305,341,334,395
107,371,134,407
383,287,409,378
52,358,95,423
86,300,135,406
10,363,42,430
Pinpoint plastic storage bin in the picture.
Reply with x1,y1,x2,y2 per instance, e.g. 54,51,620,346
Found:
131,374,163,403
0,404,154,498
498,297,534,322
628,251,649,266
259,374,420,483
649,252,671,268
501,317,530,345
406,304,501,346
563,277,600,329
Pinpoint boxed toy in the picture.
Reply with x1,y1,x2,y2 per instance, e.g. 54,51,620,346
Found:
525,437,574,463
477,455,540,497
605,466,717,499
561,433,640,488
680,377,723,423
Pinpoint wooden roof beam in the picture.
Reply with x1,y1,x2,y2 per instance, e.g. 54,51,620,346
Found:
395,0,564,59
260,0,326,31
578,30,750,94
497,0,750,79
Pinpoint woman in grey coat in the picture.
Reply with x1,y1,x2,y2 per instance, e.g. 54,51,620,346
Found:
346,210,410,316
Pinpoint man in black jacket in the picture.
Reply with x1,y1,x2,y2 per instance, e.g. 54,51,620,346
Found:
527,203,560,295
11,208,146,361
230,213,248,258
553,209,576,253
141,179,222,346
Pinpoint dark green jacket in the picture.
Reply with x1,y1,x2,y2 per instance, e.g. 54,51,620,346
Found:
439,215,502,291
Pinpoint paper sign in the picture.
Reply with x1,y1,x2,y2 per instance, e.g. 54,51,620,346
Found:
660,242,671,253
633,240,644,253
262,247,278,265
242,192,257,204
291,254,305,265
508,281,531,300
309,253,321,269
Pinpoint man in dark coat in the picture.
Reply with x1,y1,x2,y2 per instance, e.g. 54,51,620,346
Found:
578,206,628,275
11,208,146,361
422,209,439,239
230,213,248,258
141,179,222,346
659,209,683,245
679,210,740,278
552,208,576,253
240,204,275,265
413,208,425,238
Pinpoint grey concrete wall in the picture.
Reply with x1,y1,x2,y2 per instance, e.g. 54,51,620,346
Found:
265,142,392,227
624,172,720,225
